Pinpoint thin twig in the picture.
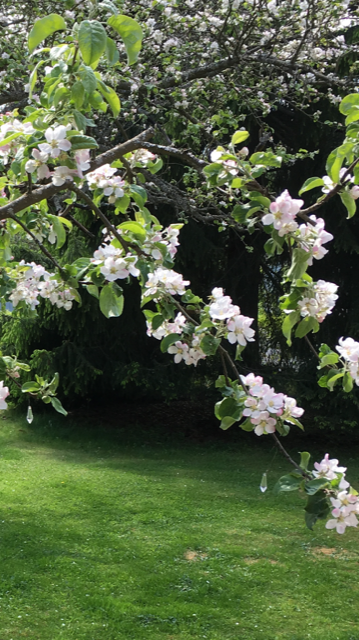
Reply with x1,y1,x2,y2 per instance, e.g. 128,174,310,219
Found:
68,185,131,254
271,433,311,479
10,214,64,273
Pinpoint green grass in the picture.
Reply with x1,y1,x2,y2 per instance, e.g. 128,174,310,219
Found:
0,412,358,640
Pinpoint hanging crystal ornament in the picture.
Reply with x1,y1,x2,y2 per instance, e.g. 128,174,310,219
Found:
26,405,33,424
259,472,268,493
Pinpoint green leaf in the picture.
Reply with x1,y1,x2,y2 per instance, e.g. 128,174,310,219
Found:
249,151,282,168
86,284,99,298
305,478,329,495
108,15,143,65
53,86,69,108
318,352,339,368
214,397,241,422
115,195,130,213
129,184,147,207
28,14,66,52
231,130,249,145
48,372,59,394
48,215,66,249
160,333,180,353
78,65,97,93
340,191,357,219
219,416,238,430
29,60,45,98
200,334,221,356
78,20,107,66
100,0,119,15
282,311,300,346
50,396,68,416
327,370,344,391
99,282,124,318
0,131,22,148
21,381,41,393
70,134,98,150
118,221,146,241
298,177,324,195
152,314,164,331
326,149,344,185
273,473,303,495
339,93,359,116
343,371,354,393
97,82,121,117
286,248,310,281
304,491,330,530
239,417,255,432
299,451,311,471
295,316,320,339
105,37,119,65
71,81,85,109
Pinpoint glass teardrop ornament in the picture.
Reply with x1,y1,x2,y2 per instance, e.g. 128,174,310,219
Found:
260,472,267,493
26,406,33,424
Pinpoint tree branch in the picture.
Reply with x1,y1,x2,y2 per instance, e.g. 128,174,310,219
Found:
68,184,132,254
0,128,155,219
9,214,64,273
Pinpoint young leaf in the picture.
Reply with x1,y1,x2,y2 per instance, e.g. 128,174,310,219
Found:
97,82,121,117
28,14,66,52
282,311,301,346
160,333,180,353
295,316,319,338
105,37,119,65
50,396,68,416
70,135,98,150
71,81,85,109
231,130,249,145
340,191,357,219
78,20,107,66
273,473,303,495
108,15,143,65
298,177,324,195
299,451,311,471
200,334,221,356
99,283,124,318
21,381,41,393
286,248,309,281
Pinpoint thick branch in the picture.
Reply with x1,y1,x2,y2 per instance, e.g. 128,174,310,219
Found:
0,128,155,219
141,142,207,171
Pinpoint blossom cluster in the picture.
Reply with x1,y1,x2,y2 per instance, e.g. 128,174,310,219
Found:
91,241,140,280
86,164,125,203
0,115,35,164
146,312,187,339
336,337,359,385
141,225,181,262
297,216,333,265
168,335,207,367
262,190,303,236
209,288,255,347
313,454,359,534
9,262,76,311
145,267,190,298
210,146,246,178
322,169,359,200
297,280,338,323
240,372,304,436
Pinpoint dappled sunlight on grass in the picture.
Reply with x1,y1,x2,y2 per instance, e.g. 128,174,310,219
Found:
0,413,358,639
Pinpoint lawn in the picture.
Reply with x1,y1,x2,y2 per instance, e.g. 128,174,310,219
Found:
0,411,358,640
